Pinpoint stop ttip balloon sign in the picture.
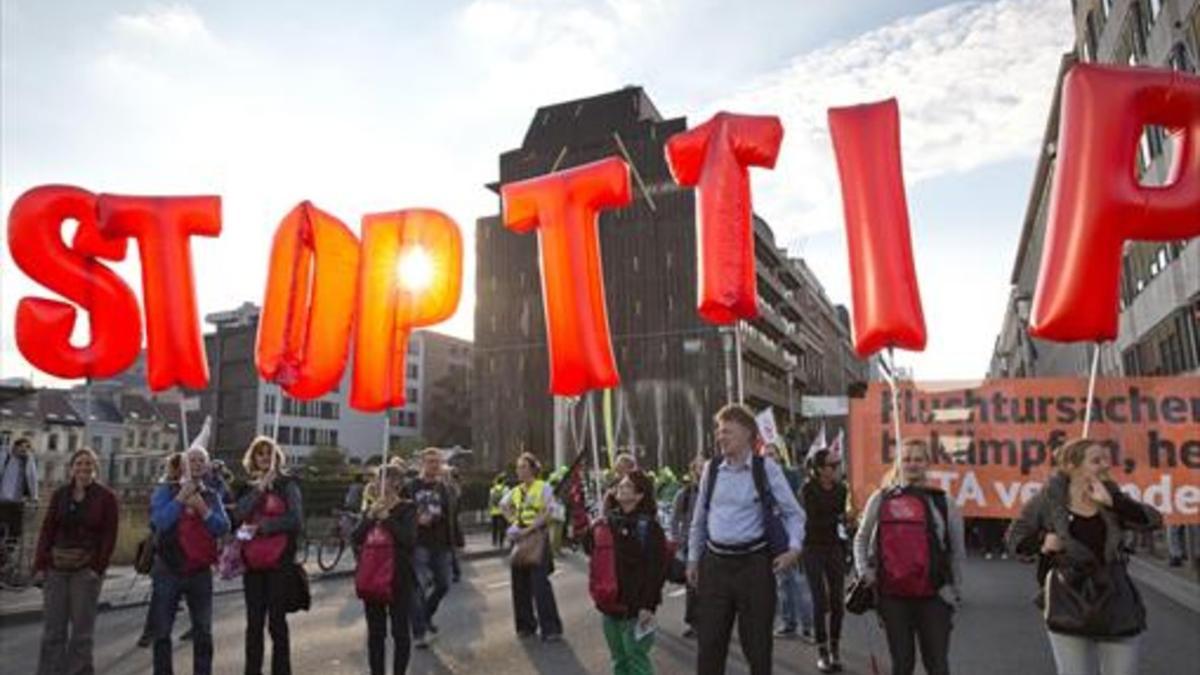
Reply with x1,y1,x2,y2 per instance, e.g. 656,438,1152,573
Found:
6,63,1197,398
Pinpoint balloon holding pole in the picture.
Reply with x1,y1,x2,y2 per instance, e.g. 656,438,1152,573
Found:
1082,343,1101,439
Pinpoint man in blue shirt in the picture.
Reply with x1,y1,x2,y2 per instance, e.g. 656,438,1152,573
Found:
687,404,806,675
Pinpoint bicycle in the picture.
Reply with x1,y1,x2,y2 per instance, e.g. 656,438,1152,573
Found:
317,509,360,572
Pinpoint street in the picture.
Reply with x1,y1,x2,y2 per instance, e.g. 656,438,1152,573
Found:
2,553,1198,674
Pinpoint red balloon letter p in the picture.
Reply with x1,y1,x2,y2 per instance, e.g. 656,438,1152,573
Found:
1030,64,1200,342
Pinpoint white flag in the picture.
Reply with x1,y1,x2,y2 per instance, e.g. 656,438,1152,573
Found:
804,422,828,460
755,408,780,446
828,429,845,461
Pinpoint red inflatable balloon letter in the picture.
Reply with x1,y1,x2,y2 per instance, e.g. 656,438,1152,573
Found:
351,209,463,412
7,186,141,380
1030,64,1200,342
257,202,361,399
502,157,631,397
828,99,927,357
665,112,783,325
98,194,221,391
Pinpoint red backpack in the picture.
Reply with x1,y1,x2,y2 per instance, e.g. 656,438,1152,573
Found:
177,509,218,575
876,487,951,598
355,523,395,604
243,492,289,571
588,516,670,615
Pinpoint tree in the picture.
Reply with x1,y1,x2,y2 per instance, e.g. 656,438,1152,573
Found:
306,445,348,481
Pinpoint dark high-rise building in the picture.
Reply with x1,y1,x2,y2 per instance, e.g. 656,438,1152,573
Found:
474,87,866,472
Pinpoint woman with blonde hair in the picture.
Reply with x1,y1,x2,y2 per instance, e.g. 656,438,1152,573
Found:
1008,438,1161,675
853,439,964,675
33,448,119,675
233,437,303,675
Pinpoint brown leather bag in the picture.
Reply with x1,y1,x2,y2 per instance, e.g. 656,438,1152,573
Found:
51,546,94,572
510,528,547,569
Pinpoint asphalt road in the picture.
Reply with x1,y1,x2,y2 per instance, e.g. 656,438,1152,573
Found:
3,553,1197,674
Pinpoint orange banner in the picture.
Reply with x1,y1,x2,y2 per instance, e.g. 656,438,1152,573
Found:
849,377,1200,525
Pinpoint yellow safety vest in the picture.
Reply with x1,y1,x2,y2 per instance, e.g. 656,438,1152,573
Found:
489,484,506,517
511,480,546,527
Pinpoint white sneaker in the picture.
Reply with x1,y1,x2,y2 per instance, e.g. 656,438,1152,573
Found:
984,552,994,560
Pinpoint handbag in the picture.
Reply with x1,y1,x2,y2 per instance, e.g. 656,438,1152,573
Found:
134,533,156,575
51,546,94,572
1043,559,1145,637
282,562,311,613
845,575,876,615
510,528,547,569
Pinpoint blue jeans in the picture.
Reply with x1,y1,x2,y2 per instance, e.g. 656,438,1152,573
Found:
776,567,813,631
410,546,452,638
151,569,213,675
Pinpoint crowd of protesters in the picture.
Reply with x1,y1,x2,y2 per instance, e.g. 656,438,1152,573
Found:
5,397,1182,675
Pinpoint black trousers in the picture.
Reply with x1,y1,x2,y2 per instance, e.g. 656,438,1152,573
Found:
491,516,507,548
696,551,775,675
803,544,846,648
365,596,411,675
877,593,953,675
243,570,291,675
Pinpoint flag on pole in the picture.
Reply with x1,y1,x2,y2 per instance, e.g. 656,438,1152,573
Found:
804,422,828,461
828,428,844,462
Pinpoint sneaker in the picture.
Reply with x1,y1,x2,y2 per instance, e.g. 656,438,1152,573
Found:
817,655,835,673
542,633,563,643
1170,556,1184,568
1000,552,1009,561
984,552,994,560
682,625,696,638
136,634,153,648
414,635,430,649
800,628,816,644
773,626,797,638
517,630,537,639
180,628,193,642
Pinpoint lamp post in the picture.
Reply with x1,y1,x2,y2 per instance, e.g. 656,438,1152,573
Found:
1014,293,1036,377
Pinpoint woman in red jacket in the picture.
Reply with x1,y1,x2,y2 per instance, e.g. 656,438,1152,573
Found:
33,447,119,675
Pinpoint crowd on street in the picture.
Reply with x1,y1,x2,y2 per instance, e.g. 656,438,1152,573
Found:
0,401,1185,675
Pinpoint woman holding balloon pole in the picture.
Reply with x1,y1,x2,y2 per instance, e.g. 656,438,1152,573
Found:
235,437,303,675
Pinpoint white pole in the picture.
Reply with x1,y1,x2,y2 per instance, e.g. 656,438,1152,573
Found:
735,322,745,404
380,410,391,502
180,392,192,483
588,393,604,506
1082,343,1101,439
272,386,283,442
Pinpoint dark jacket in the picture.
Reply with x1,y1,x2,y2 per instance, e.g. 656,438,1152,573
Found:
34,482,119,574
352,501,418,597
1008,474,1162,566
596,510,667,619
1007,473,1163,637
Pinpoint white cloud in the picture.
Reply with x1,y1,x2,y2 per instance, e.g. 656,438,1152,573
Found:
112,4,213,46
705,0,1074,243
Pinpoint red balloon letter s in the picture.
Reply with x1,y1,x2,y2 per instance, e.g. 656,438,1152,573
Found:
502,157,631,397
7,186,142,380
828,99,927,357
1030,64,1200,342
98,194,221,391
665,112,783,325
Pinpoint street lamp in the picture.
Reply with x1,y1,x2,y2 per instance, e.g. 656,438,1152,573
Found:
1014,292,1037,377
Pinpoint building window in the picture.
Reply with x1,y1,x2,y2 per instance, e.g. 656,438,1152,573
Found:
48,434,59,452
1084,11,1099,61
67,434,78,452
279,426,291,444
264,395,275,414
330,430,338,447
408,364,419,378
92,436,103,452
407,387,419,402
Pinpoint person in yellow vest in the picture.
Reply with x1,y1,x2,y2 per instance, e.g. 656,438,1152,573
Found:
489,474,509,549
500,452,563,641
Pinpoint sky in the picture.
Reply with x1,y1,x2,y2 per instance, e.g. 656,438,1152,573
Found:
0,0,1076,385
